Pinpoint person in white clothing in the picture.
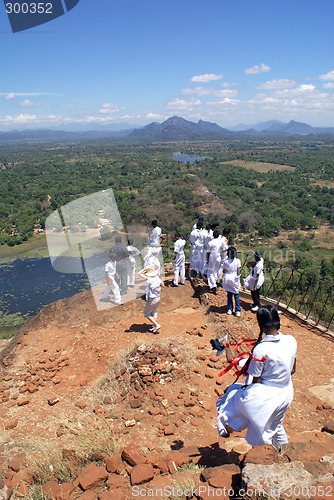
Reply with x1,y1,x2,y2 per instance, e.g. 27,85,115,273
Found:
206,230,222,294
172,233,186,286
192,215,205,231
244,250,264,312
222,246,241,316
216,305,297,451
202,224,212,275
150,219,163,246
101,251,121,305
126,239,142,287
138,267,164,333
217,227,229,284
189,221,204,273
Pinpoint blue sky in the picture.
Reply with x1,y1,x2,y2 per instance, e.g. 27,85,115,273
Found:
1,0,333,130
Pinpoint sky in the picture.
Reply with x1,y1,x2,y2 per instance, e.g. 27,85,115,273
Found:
1,0,334,130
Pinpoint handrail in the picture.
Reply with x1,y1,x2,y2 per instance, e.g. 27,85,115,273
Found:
240,254,333,332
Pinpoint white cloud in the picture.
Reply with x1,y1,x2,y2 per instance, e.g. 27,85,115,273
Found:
18,99,42,107
245,63,271,75
181,86,238,98
190,73,223,83
144,112,168,121
98,102,120,114
257,79,297,90
4,92,16,100
1,113,37,125
319,70,334,81
323,82,334,89
166,98,201,110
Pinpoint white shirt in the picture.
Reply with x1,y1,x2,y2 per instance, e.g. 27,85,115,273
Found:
220,236,229,260
105,260,117,277
207,238,222,261
174,239,186,255
127,245,141,257
248,333,297,388
252,258,264,288
146,275,162,298
150,226,162,246
222,258,241,293
190,228,204,247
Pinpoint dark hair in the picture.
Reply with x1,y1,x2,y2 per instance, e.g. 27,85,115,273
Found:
108,250,117,260
213,230,220,238
128,238,133,245
242,305,280,378
254,250,261,261
223,228,230,236
115,236,122,244
257,305,280,335
227,246,237,259
152,220,158,227
196,221,203,229
206,224,211,230
212,222,219,228
175,232,181,239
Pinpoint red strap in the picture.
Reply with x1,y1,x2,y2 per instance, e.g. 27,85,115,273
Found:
219,352,250,377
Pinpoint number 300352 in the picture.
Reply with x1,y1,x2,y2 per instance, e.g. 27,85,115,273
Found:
5,3,53,14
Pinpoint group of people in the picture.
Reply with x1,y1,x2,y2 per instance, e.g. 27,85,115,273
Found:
101,218,297,451
187,217,265,316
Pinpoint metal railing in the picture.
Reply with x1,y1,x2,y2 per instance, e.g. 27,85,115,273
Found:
240,256,334,332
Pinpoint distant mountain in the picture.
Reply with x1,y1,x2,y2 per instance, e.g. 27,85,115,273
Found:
1,117,333,145
0,127,133,144
229,120,334,135
128,116,233,140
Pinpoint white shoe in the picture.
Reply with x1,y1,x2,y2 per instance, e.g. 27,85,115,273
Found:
227,310,232,315
235,311,240,317
152,324,161,333
251,306,259,312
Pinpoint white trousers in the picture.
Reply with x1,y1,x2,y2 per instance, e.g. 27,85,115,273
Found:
127,257,136,286
173,254,185,285
102,279,121,303
207,257,221,288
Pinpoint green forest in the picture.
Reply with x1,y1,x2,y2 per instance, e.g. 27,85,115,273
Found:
0,136,333,292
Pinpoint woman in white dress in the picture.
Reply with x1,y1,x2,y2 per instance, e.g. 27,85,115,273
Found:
222,246,241,316
216,305,297,451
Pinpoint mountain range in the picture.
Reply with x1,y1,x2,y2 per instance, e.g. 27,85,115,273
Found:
0,116,333,144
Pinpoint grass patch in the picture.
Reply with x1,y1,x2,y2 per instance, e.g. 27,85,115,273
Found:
221,159,295,172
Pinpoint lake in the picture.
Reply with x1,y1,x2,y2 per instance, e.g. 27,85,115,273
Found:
0,255,91,330
172,153,212,163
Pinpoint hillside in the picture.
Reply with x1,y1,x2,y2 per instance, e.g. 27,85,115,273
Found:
0,270,333,498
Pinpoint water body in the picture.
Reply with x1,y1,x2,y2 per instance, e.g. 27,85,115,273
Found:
0,256,95,328
172,153,212,163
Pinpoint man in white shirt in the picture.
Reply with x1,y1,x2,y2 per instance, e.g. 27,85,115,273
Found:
206,230,223,293
150,219,162,246
189,221,204,273
173,232,186,286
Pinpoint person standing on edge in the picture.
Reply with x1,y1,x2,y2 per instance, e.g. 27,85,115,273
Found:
110,236,130,295
138,267,164,333
189,221,204,274
206,230,222,294
244,250,264,312
172,232,186,286
150,219,163,246
222,246,241,316
127,239,142,288
101,250,121,305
